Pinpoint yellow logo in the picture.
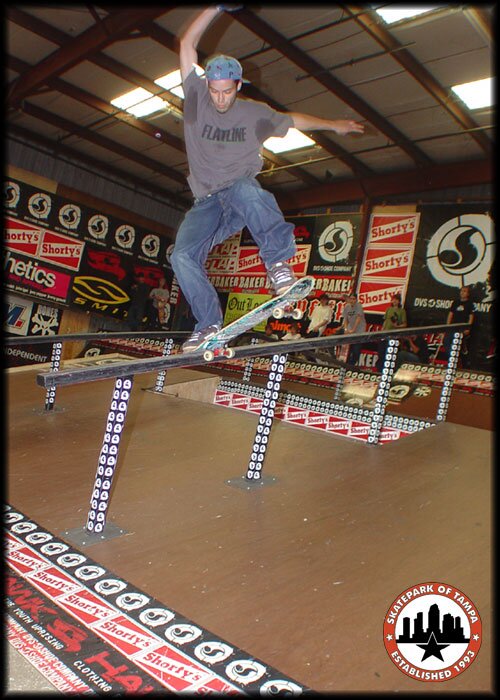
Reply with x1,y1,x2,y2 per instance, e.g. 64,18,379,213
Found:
72,276,129,304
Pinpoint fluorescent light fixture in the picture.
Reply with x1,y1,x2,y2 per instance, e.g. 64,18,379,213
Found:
375,6,438,24
264,128,316,154
452,77,493,110
111,87,168,117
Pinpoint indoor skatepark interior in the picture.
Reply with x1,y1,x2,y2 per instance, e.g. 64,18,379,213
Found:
7,361,493,693
6,3,493,693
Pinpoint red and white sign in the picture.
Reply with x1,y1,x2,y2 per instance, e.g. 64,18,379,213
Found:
361,247,412,280
236,245,310,275
357,213,420,314
5,217,85,271
357,280,406,314
369,214,420,246
4,250,72,303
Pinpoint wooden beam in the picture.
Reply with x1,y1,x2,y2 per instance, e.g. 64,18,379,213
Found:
232,9,433,167
7,8,169,106
19,101,188,186
345,5,492,154
276,159,492,211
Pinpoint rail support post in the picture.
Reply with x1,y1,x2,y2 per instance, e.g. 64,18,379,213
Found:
153,337,174,393
436,331,462,422
332,366,347,402
367,339,400,445
242,337,259,382
44,341,63,411
245,352,288,481
86,375,134,534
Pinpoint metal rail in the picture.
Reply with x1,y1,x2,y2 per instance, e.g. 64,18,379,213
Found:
35,323,468,389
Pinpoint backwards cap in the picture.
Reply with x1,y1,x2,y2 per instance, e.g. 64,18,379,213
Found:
205,55,246,82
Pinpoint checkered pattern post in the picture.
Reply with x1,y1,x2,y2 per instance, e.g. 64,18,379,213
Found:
436,331,462,422
367,339,400,445
246,352,288,480
242,337,260,382
44,341,62,411
153,337,174,393
86,376,134,534
332,365,347,401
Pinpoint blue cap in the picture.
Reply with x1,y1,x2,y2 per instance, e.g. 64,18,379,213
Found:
205,55,244,82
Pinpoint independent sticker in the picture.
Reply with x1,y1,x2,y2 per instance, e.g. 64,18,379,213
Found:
383,582,481,682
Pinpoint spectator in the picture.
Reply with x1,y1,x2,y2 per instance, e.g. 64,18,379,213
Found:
397,334,430,369
282,321,302,341
376,293,407,372
262,321,280,342
444,285,474,368
149,276,171,328
341,292,366,365
127,273,150,331
305,293,334,337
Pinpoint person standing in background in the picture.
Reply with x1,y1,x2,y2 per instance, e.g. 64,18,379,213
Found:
341,292,366,366
444,285,474,368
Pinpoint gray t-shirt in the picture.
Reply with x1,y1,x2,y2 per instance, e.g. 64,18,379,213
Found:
342,301,367,333
183,69,293,199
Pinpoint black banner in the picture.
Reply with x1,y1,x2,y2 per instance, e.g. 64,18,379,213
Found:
405,204,494,370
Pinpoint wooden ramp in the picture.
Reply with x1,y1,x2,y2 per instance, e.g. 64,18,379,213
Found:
7,368,492,693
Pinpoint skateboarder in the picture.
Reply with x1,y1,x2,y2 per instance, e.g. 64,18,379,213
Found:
171,5,364,352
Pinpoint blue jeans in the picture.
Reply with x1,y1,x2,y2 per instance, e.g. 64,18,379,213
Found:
170,177,296,330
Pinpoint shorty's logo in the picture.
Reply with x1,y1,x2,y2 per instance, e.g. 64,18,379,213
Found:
5,181,20,208
115,224,135,249
59,204,81,230
426,214,494,288
88,215,108,239
28,192,52,219
72,276,129,304
317,221,353,263
384,581,481,682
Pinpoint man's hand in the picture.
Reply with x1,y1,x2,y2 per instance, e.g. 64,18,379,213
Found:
333,119,365,136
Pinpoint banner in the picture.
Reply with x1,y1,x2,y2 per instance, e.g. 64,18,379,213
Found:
405,205,494,370
357,213,420,314
4,178,174,327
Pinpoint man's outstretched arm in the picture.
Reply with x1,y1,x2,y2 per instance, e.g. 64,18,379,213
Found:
289,112,365,136
179,7,222,81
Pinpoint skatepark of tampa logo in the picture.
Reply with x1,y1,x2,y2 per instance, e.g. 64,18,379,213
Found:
383,582,481,682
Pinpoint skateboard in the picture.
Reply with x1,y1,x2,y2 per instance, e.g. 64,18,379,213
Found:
198,276,315,361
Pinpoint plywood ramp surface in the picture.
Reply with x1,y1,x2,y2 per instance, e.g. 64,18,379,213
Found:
7,369,492,693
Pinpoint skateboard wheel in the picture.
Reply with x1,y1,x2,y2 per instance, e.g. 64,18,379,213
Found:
292,308,303,320
273,308,284,319
225,348,235,359
203,350,214,362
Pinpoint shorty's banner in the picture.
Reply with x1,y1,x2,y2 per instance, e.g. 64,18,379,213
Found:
357,213,420,314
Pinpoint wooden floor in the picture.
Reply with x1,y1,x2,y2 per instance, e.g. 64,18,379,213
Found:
7,366,493,693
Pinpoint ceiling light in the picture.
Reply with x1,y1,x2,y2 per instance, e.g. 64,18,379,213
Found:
264,128,316,154
452,77,493,110
375,6,438,24
111,88,168,117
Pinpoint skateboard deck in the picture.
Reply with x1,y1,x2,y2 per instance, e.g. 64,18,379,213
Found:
199,276,315,360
